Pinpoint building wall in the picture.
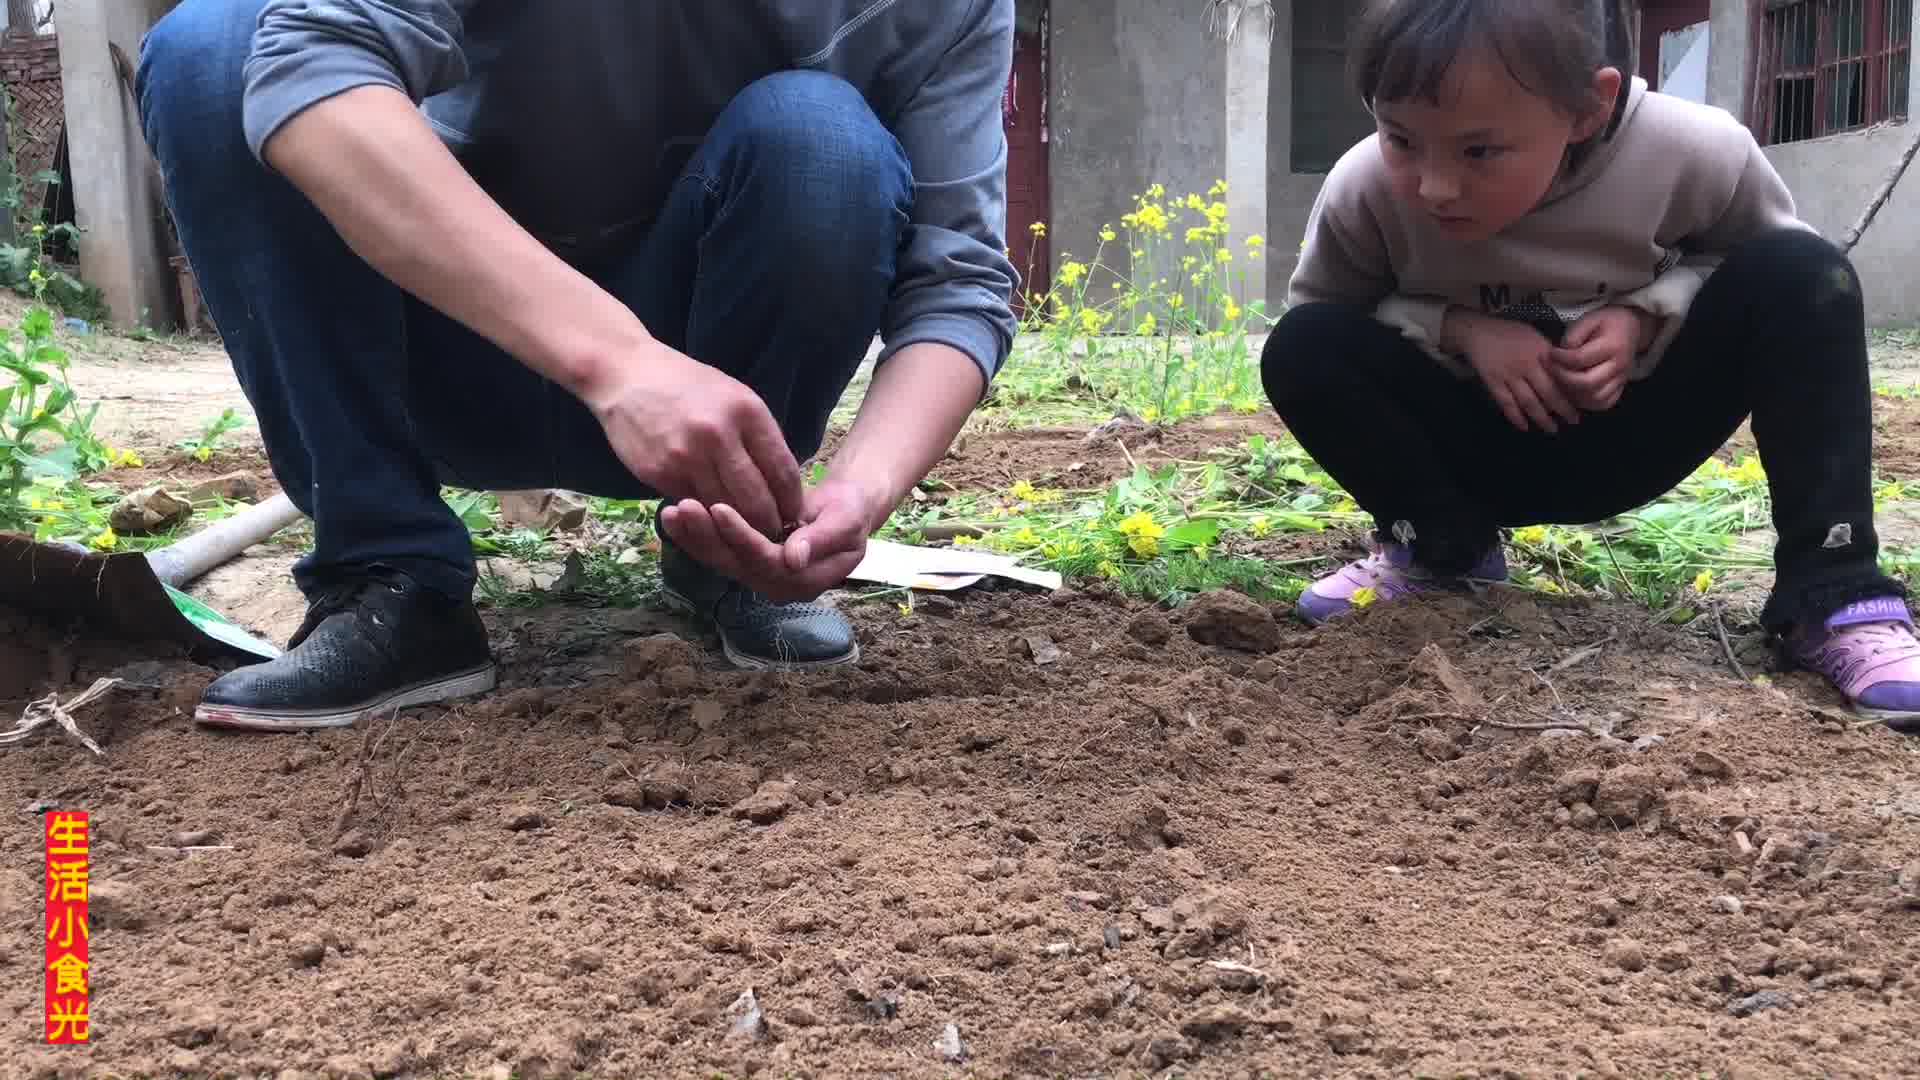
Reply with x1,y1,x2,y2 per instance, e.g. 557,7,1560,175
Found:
1265,0,1373,311
1046,0,1228,284
1709,0,1920,326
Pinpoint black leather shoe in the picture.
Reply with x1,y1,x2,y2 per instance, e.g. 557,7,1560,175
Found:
657,525,859,670
195,570,496,732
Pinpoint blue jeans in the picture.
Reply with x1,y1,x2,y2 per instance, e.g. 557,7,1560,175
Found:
135,0,912,602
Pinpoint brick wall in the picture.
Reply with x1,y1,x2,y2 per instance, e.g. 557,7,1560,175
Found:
0,32,62,212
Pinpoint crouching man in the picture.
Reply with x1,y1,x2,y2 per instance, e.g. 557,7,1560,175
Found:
135,0,1019,731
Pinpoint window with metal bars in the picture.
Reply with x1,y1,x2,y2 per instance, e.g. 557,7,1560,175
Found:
1750,0,1913,145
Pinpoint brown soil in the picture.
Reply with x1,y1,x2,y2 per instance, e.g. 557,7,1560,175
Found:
2,342,1916,1078
819,410,1288,496
4,578,1917,1078
98,449,283,504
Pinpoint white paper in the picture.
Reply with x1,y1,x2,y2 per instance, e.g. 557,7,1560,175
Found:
849,539,1063,592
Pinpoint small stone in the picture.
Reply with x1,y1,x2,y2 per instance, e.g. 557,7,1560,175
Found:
110,485,193,535
1711,895,1744,915
503,806,547,832
1570,802,1601,830
726,988,767,1042
331,830,373,858
1732,831,1756,858
1730,989,1794,1017
1103,925,1123,950
171,829,217,847
291,936,326,968
566,947,605,974
187,471,260,505
1246,658,1279,682
1604,938,1646,972
496,489,590,532
934,1022,968,1062
731,781,795,825
1630,734,1666,753
1021,633,1063,665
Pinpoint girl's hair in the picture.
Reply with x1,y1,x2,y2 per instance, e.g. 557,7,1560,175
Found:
1349,0,1635,134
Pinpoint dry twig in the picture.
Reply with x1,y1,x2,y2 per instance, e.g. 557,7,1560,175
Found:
1711,607,1751,683
0,678,119,756
1548,632,1617,673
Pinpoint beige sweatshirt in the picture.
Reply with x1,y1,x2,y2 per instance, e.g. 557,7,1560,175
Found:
1287,77,1815,379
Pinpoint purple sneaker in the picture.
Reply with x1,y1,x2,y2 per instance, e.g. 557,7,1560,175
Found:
1296,541,1508,625
1793,596,1920,733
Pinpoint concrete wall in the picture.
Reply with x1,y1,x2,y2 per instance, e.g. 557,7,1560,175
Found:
1047,0,1229,285
55,0,181,330
1708,0,1920,326
1264,0,1368,311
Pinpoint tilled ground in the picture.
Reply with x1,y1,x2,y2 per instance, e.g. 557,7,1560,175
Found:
3,574,1917,1078
3,392,1920,1078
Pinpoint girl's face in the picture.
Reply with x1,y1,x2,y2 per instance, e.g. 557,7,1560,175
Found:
1372,52,1622,241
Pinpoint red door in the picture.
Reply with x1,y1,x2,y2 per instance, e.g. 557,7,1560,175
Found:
1638,0,1712,88
1003,9,1050,315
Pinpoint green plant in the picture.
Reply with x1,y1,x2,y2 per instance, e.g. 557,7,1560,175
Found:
0,304,114,533
179,406,247,462
1008,180,1272,426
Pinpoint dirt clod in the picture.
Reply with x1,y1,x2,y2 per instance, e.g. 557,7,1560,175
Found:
732,781,795,825
1593,766,1664,826
503,806,547,832
331,830,373,857
621,633,701,676
1183,591,1280,653
1180,1004,1254,1042
1604,938,1647,972
1127,610,1173,646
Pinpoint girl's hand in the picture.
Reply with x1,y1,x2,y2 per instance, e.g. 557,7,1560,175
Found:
1549,306,1654,414
1444,308,1581,433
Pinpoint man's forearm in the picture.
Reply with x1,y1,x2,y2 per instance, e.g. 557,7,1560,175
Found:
829,341,985,528
260,84,648,399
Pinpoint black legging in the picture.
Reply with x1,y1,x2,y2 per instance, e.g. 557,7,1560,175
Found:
1262,227,1903,633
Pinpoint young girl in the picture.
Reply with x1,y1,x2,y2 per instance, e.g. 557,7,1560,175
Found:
1267,0,1919,732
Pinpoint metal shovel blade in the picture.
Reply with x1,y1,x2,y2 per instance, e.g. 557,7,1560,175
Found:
0,493,302,663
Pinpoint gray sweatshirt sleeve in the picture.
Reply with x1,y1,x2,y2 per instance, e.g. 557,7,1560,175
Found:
874,0,1021,391
241,0,478,161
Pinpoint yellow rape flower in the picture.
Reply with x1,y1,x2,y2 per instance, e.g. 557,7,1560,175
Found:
1029,221,1047,237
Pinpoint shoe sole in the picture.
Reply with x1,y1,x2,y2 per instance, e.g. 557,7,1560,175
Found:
194,664,498,733
1850,703,1920,735
659,587,860,671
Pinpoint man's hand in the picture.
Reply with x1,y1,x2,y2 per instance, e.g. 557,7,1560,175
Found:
1548,306,1652,414
582,342,806,538
1444,308,1581,433
660,475,889,602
